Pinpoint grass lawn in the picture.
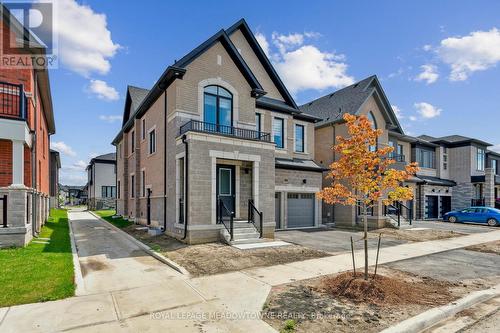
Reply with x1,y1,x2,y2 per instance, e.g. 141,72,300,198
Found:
94,210,132,228
0,209,75,307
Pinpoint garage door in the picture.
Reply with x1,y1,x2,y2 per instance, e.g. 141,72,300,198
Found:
287,193,315,228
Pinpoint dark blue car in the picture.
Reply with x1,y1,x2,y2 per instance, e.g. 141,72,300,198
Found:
443,207,500,226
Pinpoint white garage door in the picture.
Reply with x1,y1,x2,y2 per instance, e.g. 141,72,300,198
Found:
287,193,315,228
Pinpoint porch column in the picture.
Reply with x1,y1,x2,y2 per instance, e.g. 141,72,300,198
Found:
252,161,259,210
485,168,495,207
11,140,24,187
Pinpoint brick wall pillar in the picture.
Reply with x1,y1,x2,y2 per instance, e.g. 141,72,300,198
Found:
485,168,495,208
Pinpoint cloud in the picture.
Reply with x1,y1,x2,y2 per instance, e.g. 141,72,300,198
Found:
256,32,354,94
51,141,76,157
422,44,432,51
415,64,439,84
99,115,122,123
59,171,87,186
54,0,120,77
255,32,270,57
63,160,87,171
491,144,500,153
88,80,119,101
409,116,418,121
391,105,403,119
414,102,442,119
436,28,500,81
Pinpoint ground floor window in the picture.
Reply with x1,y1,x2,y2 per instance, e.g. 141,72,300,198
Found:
101,186,116,198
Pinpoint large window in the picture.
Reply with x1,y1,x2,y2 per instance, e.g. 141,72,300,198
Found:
367,111,377,151
148,129,156,154
101,186,116,198
492,159,498,175
295,124,304,152
203,85,232,128
417,148,436,169
273,118,284,148
477,148,485,171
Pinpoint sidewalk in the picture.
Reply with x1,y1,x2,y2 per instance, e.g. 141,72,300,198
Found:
1,210,500,332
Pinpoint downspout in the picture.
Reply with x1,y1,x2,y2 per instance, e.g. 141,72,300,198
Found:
31,72,38,236
163,91,167,231
331,123,336,224
182,134,188,240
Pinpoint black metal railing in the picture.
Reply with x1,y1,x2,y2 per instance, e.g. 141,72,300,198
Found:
217,197,233,241
472,198,485,206
248,199,263,238
384,201,413,227
1,194,7,228
180,120,271,142
0,81,27,122
388,154,406,162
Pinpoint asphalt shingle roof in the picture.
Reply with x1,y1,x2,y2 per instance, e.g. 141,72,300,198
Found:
128,86,150,113
94,153,116,161
417,134,492,147
299,75,376,127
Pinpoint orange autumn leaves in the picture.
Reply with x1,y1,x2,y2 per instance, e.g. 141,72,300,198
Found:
318,114,419,208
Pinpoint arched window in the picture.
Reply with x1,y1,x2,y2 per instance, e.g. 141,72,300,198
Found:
204,85,233,128
367,111,378,151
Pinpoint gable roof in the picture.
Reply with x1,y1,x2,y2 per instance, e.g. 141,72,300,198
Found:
122,86,150,126
112,22,272,145
299,75,404,133
226,19,298,110
417,135,492,147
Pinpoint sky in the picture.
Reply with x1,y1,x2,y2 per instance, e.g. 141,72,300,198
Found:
45,0,500,185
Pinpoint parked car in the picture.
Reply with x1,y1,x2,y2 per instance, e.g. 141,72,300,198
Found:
443,207,500,226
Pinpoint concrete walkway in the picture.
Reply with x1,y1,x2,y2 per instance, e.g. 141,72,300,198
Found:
1,210,500,332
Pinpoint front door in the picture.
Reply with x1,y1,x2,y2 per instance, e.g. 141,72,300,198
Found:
426,195,439,219
216,165,235,216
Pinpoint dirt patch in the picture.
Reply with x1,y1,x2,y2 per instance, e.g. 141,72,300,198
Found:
117,225,329,276
262,267,485,333
80,259,109,277
371,228,465,242
465,240,500,255
319,271,451,306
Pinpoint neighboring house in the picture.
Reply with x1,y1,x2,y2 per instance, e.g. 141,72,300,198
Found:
49,150,61,209
417,135,498,214
486,151,500,209
87,153,117,210
300,75,419,228
112,19,323,244
0,7,56,247
67,186,87,206
59,184,69,206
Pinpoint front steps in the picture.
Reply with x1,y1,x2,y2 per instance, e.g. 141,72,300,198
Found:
220,220,265,245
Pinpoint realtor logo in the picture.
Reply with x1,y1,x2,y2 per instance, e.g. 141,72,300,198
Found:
1,1,57,69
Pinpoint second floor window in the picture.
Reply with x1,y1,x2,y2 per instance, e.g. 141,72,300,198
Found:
131,130,135,154
295,124,304,153
256,113,262,133
203,85,232,128
141,119,146,140
149,129,156,154
477,148,485,171
273,117,284,148
417,148,435,169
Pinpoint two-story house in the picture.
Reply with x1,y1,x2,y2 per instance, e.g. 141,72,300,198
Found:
0,6,56,247
418,135,497,212
486,151,500,208
300,75,419,228
87,153,116,210
112,19,323,244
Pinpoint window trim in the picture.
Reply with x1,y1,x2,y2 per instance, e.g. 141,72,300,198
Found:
141,118,146,141
272,117,285,149
477,147,485,171
294,123,305,153
148,126,157,155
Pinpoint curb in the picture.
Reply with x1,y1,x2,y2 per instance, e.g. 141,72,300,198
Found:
67,211,86,296
380,283,500,333
88,211,190,276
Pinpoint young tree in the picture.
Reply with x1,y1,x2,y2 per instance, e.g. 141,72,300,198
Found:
318,114,419,280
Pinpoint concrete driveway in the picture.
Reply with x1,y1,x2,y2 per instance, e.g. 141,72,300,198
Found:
276,229,407,254
412,219,495,234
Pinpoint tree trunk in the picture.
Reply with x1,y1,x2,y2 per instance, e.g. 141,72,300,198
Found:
363,202,368,280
